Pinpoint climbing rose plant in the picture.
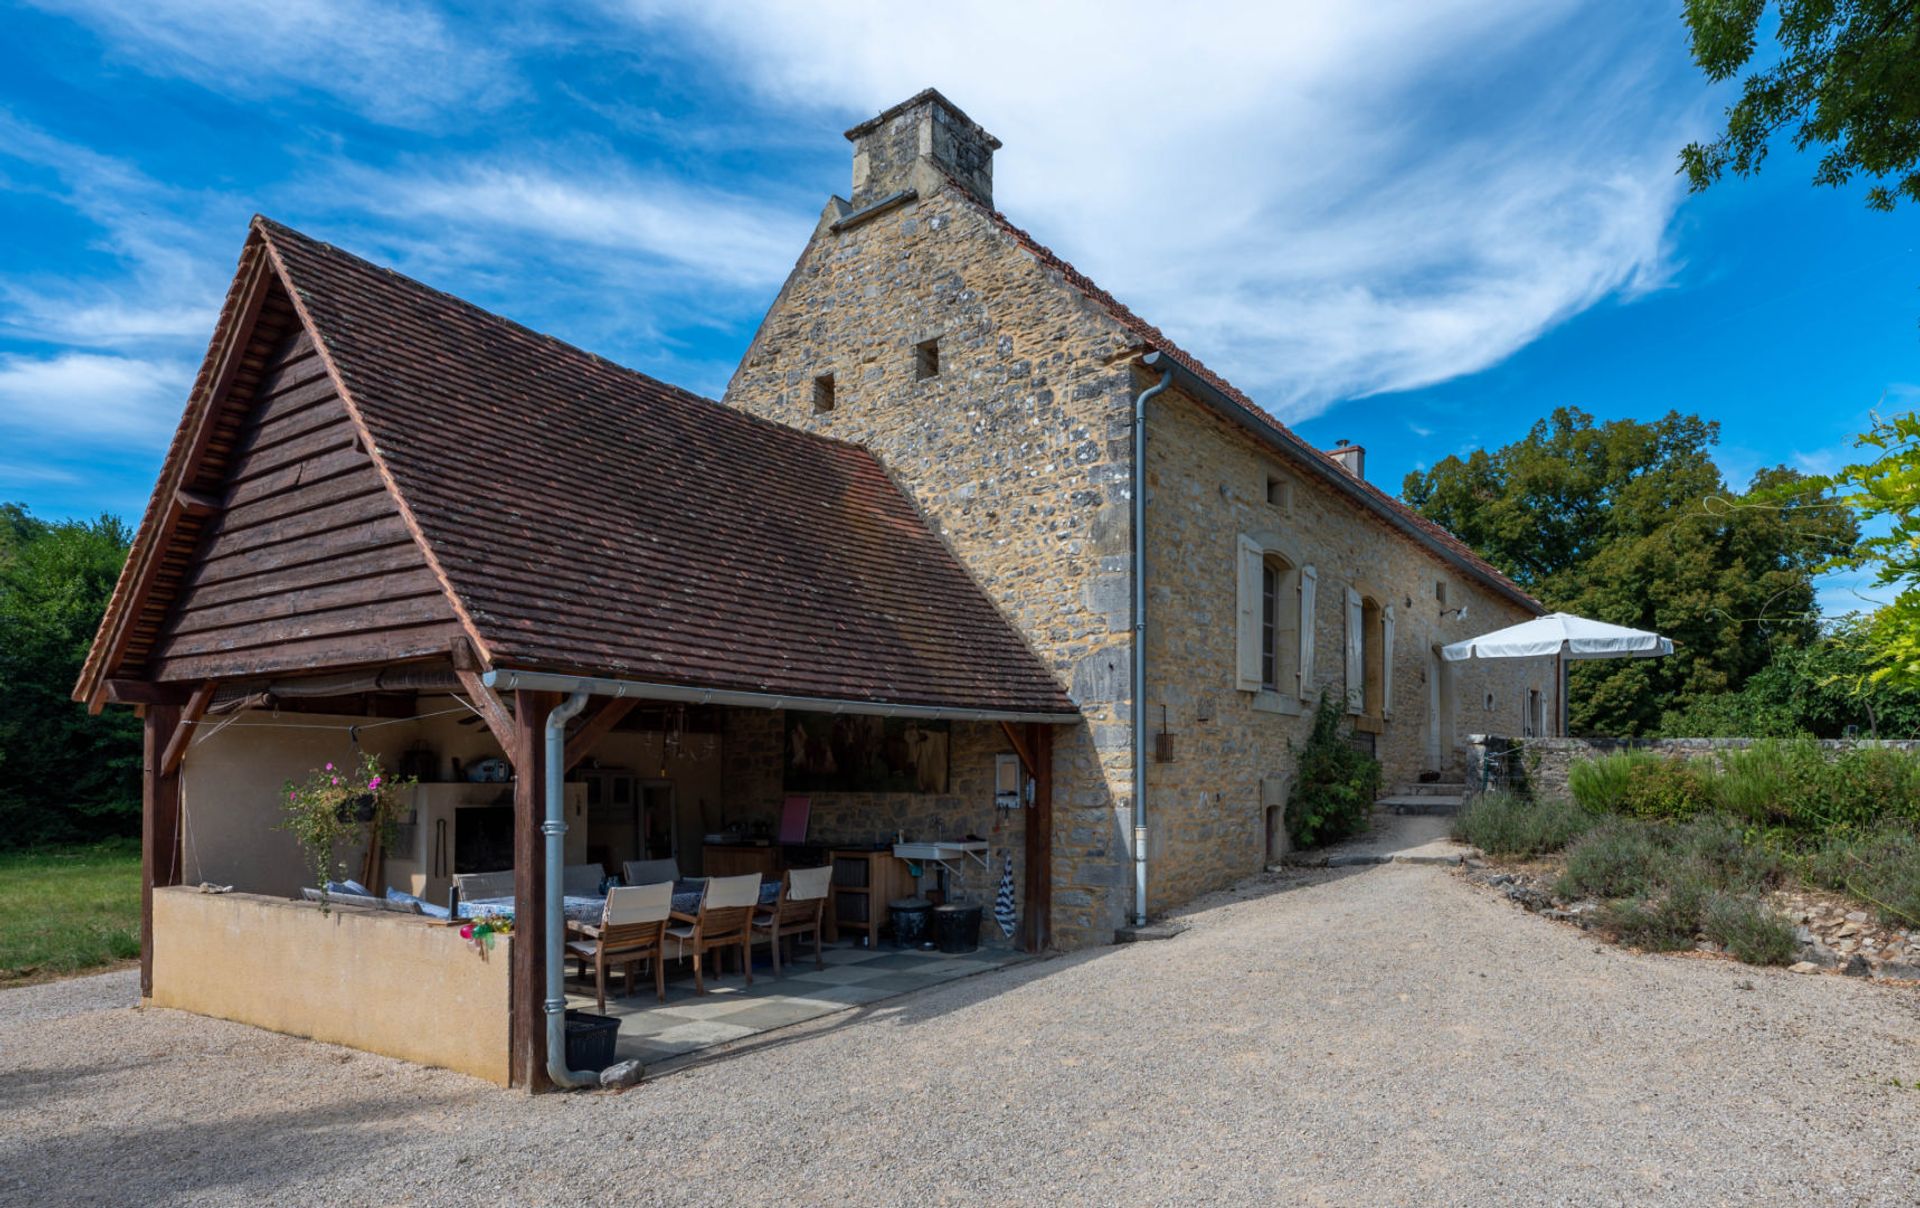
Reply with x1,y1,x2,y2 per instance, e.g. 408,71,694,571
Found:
278,752,414,905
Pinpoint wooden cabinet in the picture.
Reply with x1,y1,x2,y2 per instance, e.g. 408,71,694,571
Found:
703,844,778,880
826,848,917,948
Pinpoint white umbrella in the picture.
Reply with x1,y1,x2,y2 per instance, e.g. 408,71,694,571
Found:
1441,612,1673,734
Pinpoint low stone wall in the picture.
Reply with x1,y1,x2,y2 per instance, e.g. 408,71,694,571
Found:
1466,735,1920,801
150,887,511,1085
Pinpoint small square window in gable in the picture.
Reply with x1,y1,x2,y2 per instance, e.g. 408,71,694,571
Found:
914,337,940,381
812,373,835,413
1435,579,1448,605
1265,474,1293,513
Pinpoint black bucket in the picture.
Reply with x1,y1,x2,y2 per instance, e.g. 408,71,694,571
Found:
564,1009,621,1073
931,904,982,954
889,897,932,948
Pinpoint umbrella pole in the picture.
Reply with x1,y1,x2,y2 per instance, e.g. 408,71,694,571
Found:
1556,650,1567,737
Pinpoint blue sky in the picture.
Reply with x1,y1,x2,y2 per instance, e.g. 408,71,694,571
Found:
1,2,1914,611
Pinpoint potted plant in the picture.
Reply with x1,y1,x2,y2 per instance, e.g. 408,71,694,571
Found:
279,752,416,909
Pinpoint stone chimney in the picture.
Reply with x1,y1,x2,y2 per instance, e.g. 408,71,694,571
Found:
844,88,1000,209
1326,439,1365,480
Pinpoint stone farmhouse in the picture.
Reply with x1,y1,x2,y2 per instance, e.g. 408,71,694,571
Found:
726,91,1553,940
78,90,1554,1087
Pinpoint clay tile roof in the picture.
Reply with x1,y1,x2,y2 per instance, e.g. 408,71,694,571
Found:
950,181,1540,613
254,218,1077,717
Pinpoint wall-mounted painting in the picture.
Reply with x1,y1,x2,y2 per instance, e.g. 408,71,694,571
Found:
783,712,949,794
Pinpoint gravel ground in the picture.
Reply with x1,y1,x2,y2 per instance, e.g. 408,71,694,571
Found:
4,862,1918,1207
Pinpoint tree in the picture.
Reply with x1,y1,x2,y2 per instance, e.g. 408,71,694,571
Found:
1788,410,1920,686
1682,0,1920,211
1404,408,1858,735
0,505,141,847
1658,614,1920,737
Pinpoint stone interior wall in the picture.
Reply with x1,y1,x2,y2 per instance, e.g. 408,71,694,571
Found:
1470,735,1920,802
722,710,1028,928
722,170,1140,945
1144,395,1552,906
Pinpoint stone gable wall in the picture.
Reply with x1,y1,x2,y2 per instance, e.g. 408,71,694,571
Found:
722,171,1141,945
1143,395,1551,903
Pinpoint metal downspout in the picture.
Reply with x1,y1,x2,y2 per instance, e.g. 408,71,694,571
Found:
544,688,595,1089
1132,356,1174,928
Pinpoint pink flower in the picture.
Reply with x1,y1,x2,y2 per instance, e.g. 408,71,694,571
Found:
368,776,382,791
325,762,334,771
330,777,340,786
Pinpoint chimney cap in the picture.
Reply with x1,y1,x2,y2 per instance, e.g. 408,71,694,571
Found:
844,88,1002,149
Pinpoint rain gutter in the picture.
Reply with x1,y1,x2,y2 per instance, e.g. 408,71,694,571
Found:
1131,361,1174,928
480,669,1078,726
543,687,596,1090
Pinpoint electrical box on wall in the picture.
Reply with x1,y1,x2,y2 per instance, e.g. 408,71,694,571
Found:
995,753,1024,810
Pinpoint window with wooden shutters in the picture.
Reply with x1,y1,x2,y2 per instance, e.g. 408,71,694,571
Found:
1344,587,1364,713
1239,535,1305,706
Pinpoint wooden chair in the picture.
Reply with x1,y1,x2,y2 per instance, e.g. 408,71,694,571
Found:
567,882,672,1011
622,858,681,887
753,865,831,976
665,873,760,995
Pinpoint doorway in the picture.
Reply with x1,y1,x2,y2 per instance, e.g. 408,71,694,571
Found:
1426,646,1456,771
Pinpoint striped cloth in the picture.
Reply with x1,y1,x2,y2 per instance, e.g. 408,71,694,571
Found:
994,851,1017,938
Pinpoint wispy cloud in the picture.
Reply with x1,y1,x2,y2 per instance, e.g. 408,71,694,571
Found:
27,0,519,126
613,0,1703,419
353,160,808,290
0,351,190,445
0,112,228,347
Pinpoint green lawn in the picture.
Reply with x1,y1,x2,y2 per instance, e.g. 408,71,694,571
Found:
0,839,141,985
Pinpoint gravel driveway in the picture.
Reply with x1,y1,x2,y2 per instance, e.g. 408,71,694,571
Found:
4,861,1917,1206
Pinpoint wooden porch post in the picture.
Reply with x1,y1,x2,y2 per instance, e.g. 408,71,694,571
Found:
510,689,557,1091
1022,723,1054,953
140,703,184,999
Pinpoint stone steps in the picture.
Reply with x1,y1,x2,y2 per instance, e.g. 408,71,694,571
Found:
1375,792,1466,817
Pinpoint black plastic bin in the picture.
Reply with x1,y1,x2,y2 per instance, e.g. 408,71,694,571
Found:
931,903,982,954
889,897,933,948
565,1009,621,1073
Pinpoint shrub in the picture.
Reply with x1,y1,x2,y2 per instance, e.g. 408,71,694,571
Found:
1711,740,1812,825
1822,745,1920,829
1617,756,1713,821
1285,696,1383,849
1807,826,1920,928
1664,814,1784,893
1452,791,1596,858
1701,894,1798,965
1567,750,1655,813
1600,879,1708,952
1557,822,1664,900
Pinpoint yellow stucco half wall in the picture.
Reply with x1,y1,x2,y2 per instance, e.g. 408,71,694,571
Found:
150,887,511,1086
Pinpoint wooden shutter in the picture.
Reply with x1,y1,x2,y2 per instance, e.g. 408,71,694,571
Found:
1381,604,1396,719
1235,535,1262,692
1297,565,1317,699
1344,586,1364,714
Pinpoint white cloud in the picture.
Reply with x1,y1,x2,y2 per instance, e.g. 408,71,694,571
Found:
28,0,517,125
0,114,227,348
613,0,1704,419
359,162,809,289
0,352,190,445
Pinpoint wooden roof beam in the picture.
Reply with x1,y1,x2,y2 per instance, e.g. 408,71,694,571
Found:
563,696,638,772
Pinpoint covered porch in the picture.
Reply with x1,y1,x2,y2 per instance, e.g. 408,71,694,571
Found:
74,218,1082,1089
